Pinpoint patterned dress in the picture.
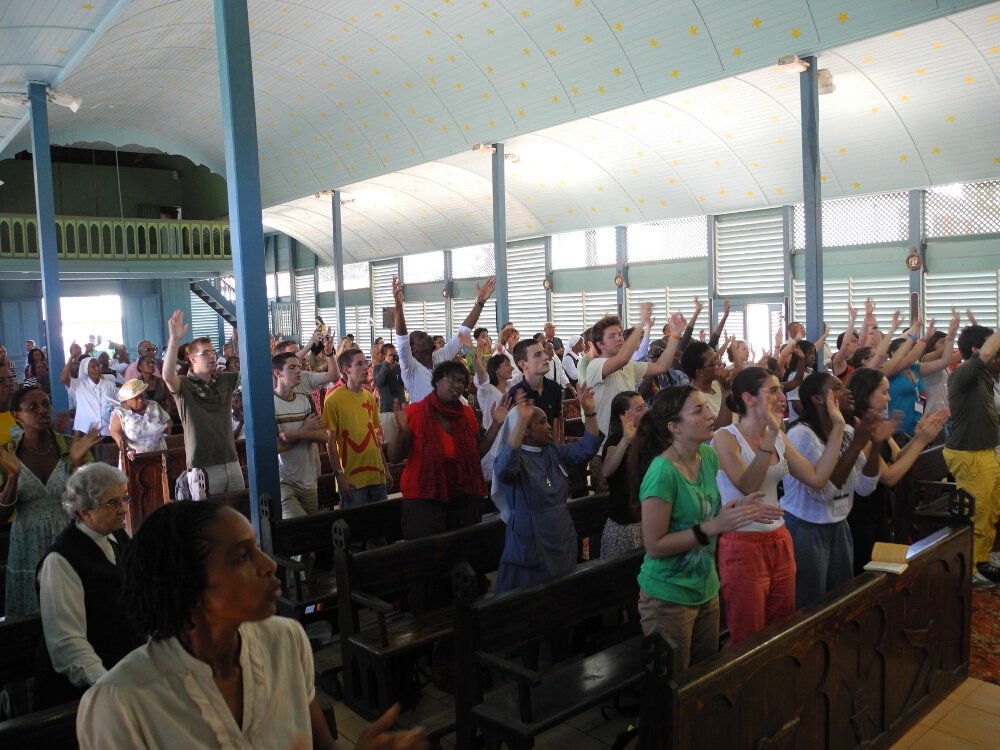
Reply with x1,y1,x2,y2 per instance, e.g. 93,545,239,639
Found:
114,402,171,454
3,433,85,617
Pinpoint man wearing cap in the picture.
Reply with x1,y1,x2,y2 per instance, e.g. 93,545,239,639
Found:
108,379,172,459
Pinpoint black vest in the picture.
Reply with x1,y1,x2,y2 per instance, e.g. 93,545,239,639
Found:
33,523,144,709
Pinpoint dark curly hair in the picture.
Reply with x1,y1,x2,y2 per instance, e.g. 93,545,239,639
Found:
845,366,886,423
430,359,468,389
793,371,837,441
9,385,44,414
121,500,226,641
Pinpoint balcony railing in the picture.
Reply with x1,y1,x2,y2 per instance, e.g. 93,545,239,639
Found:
0,214,231,260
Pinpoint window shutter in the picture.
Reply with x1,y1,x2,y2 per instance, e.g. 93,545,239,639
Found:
506,241,548,334
792,278,851,339
403,300,448,338
296,271,317,342
343,305,373,354
551,292,585,338
451,298,497,335
926,271,998,329
371,261,400,342
189,291,220,345
715,211,785,298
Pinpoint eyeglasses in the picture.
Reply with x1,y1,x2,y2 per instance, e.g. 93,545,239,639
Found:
441,375,468,387
192,350,217,358
140,347,156,353
97,495,131,511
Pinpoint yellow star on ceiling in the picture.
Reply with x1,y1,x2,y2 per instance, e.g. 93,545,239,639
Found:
455,83,462,90
486,66,494,74
995,156,1000,164
584,35,593,42
481,1,488,8
931,147,940,154
776,138,784,144
650,39,658,48
82,3,94,8
591,207,598,212
900,95,909,101
555,24,563,32
916,68,927,75
449,55,456,63
775,187,784,195
552,96,559,103
671,69,680,78
548,49,557,56
517,109,525,117
523,48,530,55
487,28,494,35
614,22,623,31
660,199,668,206
934,42,943,49
613,67,622,76
521,9,529,17
482,92,489,100
488,120,496,127
689,25,698,35
965,76,975,84
838,12,848,23
946,114,956,122
752,18,761,29
733,47,742,57
853,182,861,189
991,46,1000,54
669,177,677,183
571,86,580,94
598,86,606,94
899,155,908,161
712,160,721,167
791,27,800,38
871,107,879,113
520,80,527,88
427,56,435,62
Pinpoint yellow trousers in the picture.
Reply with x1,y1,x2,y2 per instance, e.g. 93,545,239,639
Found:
943,448,1000,564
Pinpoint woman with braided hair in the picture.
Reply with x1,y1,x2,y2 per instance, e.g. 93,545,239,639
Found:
77,500,428,749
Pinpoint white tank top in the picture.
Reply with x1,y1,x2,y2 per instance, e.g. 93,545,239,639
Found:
712,424,787,533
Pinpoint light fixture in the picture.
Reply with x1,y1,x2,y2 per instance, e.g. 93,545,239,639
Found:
0,88,83,112
777,54,810,73
314,189,356,205
817,69,835,95
504,152,520,164
472,143,496,155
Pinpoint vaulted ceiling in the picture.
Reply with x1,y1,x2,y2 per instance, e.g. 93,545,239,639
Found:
2,0,999,263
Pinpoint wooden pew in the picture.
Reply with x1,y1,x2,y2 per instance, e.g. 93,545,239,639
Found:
452,549,645,750
333,492,611,722
890,443,952,543
637,524,972,749
0,615,78,749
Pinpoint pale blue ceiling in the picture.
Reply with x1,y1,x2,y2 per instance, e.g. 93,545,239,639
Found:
1,0,998,262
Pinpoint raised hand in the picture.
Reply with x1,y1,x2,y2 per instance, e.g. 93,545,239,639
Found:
621,413,638,442
168,310,189,341
948,308,960,337
966,308,978,325
639,301,654,327
491,395,512,425
668,311,686,336
924,319,937,341
392,276,405,305
865,297,875,317
70,425,101,466
826,387,846,429
889,310,902,332
693,296,703,315
512,389,535,421
577,383,596,414
475,275,497,303
0,442,20,478
722,299,731,315
458,330,474,351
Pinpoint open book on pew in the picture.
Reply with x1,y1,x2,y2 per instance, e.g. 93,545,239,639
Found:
864,542,909,574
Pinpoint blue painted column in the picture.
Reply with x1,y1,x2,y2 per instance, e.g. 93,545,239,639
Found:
27,82,67,413
908,190,925,320
331,192,347,337
492,142,509,329
615,226,627,322
214,0,280,547
799,56,824,348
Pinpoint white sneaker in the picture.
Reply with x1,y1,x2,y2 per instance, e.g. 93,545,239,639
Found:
972,570,996,588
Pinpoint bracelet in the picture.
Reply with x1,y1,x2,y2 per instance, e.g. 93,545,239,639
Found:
908,334,917,342
758,447,776,455
475,300,486,307
670,334,682,341
584,412,597,418
692,523,711,546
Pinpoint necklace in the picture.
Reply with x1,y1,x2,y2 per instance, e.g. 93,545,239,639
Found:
21,437,55,455
670,445,701,479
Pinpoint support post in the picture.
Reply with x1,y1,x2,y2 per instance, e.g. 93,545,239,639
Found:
331,192,347,338
214,0,280,548
616,225,627,322
492,142,509,329
908,190,926,322
799,56,824,348
443,250,454,337
27,82,67,412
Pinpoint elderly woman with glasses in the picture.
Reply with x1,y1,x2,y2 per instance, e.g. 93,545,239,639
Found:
0,386,100,616
109,379,172,460
34,462,145,708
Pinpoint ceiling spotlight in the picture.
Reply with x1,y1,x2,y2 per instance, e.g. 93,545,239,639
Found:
777,54,809,73
0,93,28,108
817,69,836,95
314,190,335,198
48,90,82,113
504,152,519,164
472,143,497,155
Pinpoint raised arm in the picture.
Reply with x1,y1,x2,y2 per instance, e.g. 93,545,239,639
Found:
879,311,918,377
161,310,188,393
392,276,407,336
600,302,652,378
708,299,730,350
832,306,857,374
459,276,497,330
644,313,684,378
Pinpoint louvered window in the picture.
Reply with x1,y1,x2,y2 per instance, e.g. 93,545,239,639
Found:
371,261,400,342
550,291,618,338
792,276,898,342
343,305,373,354
189,291,220,346
403,301,449,338
627,217,709,262
402,251,445,283
627,286,709,328
317,266,338,293
715,211,784,298
451,298,497,335
316,304,339,338
451,244,496,278
506,241,548,334
342,262,370,290
925,271,998,329
295,271,317,342
550,228,616,270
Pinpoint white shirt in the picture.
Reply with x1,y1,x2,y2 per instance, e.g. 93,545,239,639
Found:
69,364,118,435
562,352,580,382
475,375,507,480
275,371,327,489
782,424,879,524
78,617,315,750
712,425,787,532
586,358,649,441
396,327,470,402
37,522,118,688
545,357,568,386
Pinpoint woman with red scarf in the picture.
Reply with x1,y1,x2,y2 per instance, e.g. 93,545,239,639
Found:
390,361,507,539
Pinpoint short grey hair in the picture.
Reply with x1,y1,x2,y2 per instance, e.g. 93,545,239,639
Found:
63,463,128,517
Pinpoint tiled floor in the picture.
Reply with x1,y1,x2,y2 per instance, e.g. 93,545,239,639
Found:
323,665,1000,750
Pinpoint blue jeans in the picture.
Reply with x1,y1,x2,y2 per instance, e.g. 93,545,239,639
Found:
340,482,388,509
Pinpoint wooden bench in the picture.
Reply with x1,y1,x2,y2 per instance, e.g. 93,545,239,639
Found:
333,492,611,722
890,444,952,543
0,615,78,749
637,524,972,749
271,497,405,625
452,548,645,750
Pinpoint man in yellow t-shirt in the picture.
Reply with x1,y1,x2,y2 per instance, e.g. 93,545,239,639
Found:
323,349,388,509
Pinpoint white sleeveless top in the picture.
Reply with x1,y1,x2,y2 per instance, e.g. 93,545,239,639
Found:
712,424,787,533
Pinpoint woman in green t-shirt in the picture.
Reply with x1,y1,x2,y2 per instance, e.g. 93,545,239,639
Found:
629,385,782,670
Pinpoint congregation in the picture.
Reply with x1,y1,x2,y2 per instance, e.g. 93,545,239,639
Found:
1,284,998,747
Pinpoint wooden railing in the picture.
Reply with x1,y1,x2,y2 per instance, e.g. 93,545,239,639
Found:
0,213,231,260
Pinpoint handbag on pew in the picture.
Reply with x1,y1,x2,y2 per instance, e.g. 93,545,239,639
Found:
174,468,209,501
